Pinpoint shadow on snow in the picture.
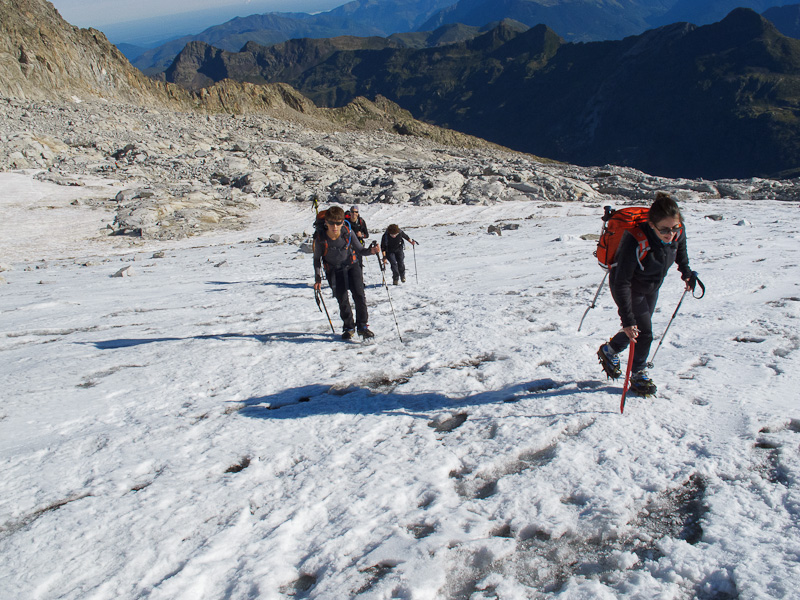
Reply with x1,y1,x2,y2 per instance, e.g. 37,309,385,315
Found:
237,379,617,420
204,280,312,290
82,332,327,349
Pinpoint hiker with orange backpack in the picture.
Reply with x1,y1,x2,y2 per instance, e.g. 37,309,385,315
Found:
597,192,699,397
313,206,380,340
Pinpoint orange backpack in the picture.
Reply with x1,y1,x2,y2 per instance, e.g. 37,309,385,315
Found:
595,206,650,271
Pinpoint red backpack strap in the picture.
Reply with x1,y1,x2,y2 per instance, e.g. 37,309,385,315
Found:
630,227,650,270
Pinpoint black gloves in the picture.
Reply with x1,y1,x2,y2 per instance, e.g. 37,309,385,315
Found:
684,270,705,298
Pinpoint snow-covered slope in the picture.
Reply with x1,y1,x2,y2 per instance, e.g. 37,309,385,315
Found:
1,174,799,599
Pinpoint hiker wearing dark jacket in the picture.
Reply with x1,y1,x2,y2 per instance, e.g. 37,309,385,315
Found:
345,205,369,268
380,224,417,285
313,206,380,340
345,205,369,241
597,192,698,396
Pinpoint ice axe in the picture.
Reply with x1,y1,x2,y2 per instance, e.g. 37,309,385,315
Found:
620,339,636,414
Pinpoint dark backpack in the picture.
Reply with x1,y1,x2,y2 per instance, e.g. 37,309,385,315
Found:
595,206,650,271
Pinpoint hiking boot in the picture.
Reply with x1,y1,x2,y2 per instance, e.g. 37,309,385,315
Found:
630,370,657,397
597,343,621,379
357,326,375,339
392,277,399,285
401,276,406,283
342,329,355,341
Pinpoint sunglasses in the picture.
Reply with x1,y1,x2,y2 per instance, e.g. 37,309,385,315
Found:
655,224,682,235
326,220,344,226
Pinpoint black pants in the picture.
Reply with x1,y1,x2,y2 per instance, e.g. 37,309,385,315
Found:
609,289,658,372
327,264,368,330
386,250,405,280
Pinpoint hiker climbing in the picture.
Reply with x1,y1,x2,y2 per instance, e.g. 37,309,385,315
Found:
380,224,417,285
345,205,369,269
596,192,700,397
313,206,380,340
345,205,369,242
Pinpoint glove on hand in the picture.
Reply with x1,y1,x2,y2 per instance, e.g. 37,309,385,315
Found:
684,270,699,292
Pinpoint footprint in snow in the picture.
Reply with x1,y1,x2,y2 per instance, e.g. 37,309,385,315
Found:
452,444,559,500
280,573,316,597
354,564,394,595
752,419,800,486
407,522,436,539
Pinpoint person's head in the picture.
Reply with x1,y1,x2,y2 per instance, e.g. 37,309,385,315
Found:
649,192,683,243
387,224,400,237
325,206,345,238
351,205,360,217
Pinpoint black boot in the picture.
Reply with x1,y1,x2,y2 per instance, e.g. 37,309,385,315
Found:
597,343,621,379
630,370,657,396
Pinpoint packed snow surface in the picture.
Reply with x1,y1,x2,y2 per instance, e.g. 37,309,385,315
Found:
1,172,799,599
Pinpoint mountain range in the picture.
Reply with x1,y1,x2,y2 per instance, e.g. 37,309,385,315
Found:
762,3,800,37
131,0,456,74
161,8,800,179
130,0,794,74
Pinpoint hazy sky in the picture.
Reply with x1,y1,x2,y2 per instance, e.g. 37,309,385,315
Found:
49,0,346,28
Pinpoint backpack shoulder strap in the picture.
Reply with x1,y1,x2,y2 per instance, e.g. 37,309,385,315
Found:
630,226,650,270
344,220,352,244
313,230,329,257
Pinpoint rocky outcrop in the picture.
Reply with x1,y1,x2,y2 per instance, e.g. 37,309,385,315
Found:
4,96,799,243
0,0,169,103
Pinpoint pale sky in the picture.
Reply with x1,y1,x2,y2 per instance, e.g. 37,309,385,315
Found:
49,0,346,28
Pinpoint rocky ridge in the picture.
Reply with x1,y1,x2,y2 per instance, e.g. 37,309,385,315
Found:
2,96,799,245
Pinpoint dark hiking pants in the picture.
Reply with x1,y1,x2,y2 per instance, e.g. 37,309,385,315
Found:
609,289,658,372
387,250,405,280
328,264,368,330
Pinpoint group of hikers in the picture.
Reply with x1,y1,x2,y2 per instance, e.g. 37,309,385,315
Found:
312,205,417,341
313,193,700,398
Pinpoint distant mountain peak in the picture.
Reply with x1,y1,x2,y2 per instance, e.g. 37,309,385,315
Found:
718,7,777,37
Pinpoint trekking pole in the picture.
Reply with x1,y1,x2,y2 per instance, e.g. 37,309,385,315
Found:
412,241,419,284
314,288,335,334
372,242,403,343
646,275,704,368
620,339,636,414
577,271,608,332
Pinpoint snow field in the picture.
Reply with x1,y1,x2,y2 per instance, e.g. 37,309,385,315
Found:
1,185,800,599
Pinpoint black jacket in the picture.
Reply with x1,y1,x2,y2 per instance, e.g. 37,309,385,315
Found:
381,230,412,255
610,223,691,327
346,213,369,240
